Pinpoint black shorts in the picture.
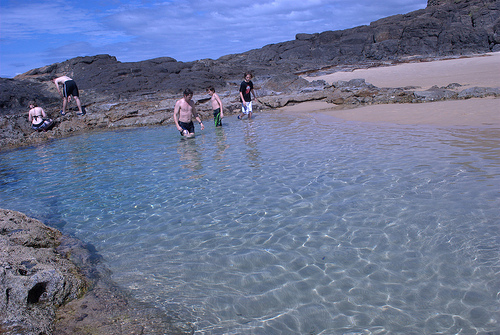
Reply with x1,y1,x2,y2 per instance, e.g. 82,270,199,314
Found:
32,120,45,129
63,80,79,97
31,119,53,131
179,121,194,135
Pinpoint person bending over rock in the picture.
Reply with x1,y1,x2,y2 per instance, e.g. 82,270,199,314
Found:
53,75,85,116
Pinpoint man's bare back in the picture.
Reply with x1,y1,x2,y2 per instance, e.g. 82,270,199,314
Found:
53,75,72,85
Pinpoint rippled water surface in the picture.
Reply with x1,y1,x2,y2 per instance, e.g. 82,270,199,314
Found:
1,112,499,334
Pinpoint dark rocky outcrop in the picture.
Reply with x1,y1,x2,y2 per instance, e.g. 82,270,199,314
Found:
236,0,500,73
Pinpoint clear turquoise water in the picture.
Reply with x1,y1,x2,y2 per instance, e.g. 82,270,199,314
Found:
1,112,499,334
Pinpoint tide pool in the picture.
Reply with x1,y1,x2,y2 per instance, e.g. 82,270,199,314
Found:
1,112,499,334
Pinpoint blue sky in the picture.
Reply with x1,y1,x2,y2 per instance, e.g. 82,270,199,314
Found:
0,0,427,78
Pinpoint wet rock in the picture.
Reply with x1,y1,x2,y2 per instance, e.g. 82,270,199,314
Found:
261,90,329,108
444,83,462,89
458,86,500,98
333,79,376,90
413,86,458,102
326,90,353,105
260,73,322,94
324,79,415,106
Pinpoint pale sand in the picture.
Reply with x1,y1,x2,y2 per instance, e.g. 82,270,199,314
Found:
285,52,500,127
304,52,500,90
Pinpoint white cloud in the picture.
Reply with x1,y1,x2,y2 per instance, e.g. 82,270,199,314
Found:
0,0,427,77
2,1,94,37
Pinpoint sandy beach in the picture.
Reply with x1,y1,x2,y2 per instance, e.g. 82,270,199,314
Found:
287,52,500,127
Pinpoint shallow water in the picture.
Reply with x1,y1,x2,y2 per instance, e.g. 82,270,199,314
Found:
1,112,499,334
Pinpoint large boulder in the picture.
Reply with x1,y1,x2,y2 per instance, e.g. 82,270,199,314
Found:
0,78,59,114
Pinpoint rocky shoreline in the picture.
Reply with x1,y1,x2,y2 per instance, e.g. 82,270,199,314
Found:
1,0,499,151
1,54,499,153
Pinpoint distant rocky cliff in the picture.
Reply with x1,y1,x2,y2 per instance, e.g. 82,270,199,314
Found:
0,0,499,150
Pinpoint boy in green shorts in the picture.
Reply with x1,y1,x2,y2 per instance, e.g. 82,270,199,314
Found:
207,86,224,127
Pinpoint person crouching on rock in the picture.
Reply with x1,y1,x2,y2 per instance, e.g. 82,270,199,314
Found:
28,101,54,131
53,75,86,116
174,88,204,138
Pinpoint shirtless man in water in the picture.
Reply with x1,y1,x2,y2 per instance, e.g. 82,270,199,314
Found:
174,88,204,137
53,75,85,116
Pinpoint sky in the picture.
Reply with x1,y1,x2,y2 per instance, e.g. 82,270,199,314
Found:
0,0,427,78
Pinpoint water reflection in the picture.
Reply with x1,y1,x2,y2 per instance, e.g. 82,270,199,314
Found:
0,153,23,186
214,127,230,171
68,135,95,170
242,121,261,168
177,137,205,178
33,145,53,171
